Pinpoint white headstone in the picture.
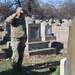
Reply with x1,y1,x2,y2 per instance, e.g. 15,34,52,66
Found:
60,58,66,75
25,16,35,24
52,23,58,36
56,20,71,49
41,21,48,37
41,21,52,41
61,20,72,27
35,19,40,24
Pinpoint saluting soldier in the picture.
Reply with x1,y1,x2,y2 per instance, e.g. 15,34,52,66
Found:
5,7,27,72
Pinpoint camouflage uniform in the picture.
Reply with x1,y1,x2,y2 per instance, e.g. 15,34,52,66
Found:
5,7,27,70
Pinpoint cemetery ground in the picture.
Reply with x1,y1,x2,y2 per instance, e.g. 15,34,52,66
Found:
0,44,66,75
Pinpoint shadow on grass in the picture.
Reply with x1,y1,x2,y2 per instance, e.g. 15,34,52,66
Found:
0,61,60,75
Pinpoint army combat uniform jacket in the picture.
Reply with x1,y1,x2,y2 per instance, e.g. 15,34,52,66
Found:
5,13,27,39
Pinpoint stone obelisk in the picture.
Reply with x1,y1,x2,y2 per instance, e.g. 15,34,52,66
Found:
66,17,75,75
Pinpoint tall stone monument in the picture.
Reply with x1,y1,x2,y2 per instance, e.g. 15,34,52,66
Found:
66,17,75,75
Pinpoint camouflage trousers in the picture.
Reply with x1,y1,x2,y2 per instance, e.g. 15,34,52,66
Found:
11,38,26,68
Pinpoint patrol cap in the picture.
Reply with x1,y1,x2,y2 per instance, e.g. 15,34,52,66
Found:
16,7,24,13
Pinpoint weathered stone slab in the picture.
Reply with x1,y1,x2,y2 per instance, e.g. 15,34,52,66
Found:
57,26,69,42
28,41,49,50
56,26,69,49
29,47,56,55
0,49,6,59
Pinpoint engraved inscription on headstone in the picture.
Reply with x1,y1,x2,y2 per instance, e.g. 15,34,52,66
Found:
31,27,39,39
57,29,69,42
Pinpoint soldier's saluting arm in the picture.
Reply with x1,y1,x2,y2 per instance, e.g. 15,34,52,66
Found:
5,13,17,24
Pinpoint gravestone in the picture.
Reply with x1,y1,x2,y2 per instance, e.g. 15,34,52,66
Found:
24,17,56,56
0,31,7,42
56,20,71,49
55,19,61,26
61,20,72,27
25,16,35,24
66,17,75,75
28,23,41,42
41,21,47,37
48,18,52,25
56,27,69,42
25,16,35,40
60,58,66,75
35,19,40,24
52,23,58,36
48,18,55,25
3,21,11,41
41,21,52,41
25,17,42,55
0,49,6,59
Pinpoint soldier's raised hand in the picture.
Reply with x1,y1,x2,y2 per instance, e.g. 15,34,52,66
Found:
16,10,21,17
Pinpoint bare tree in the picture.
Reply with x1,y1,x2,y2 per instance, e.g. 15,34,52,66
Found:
21,0,42,17
1,0,75,20
0,3,12,19
40,3,55,19
61,0,75,19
